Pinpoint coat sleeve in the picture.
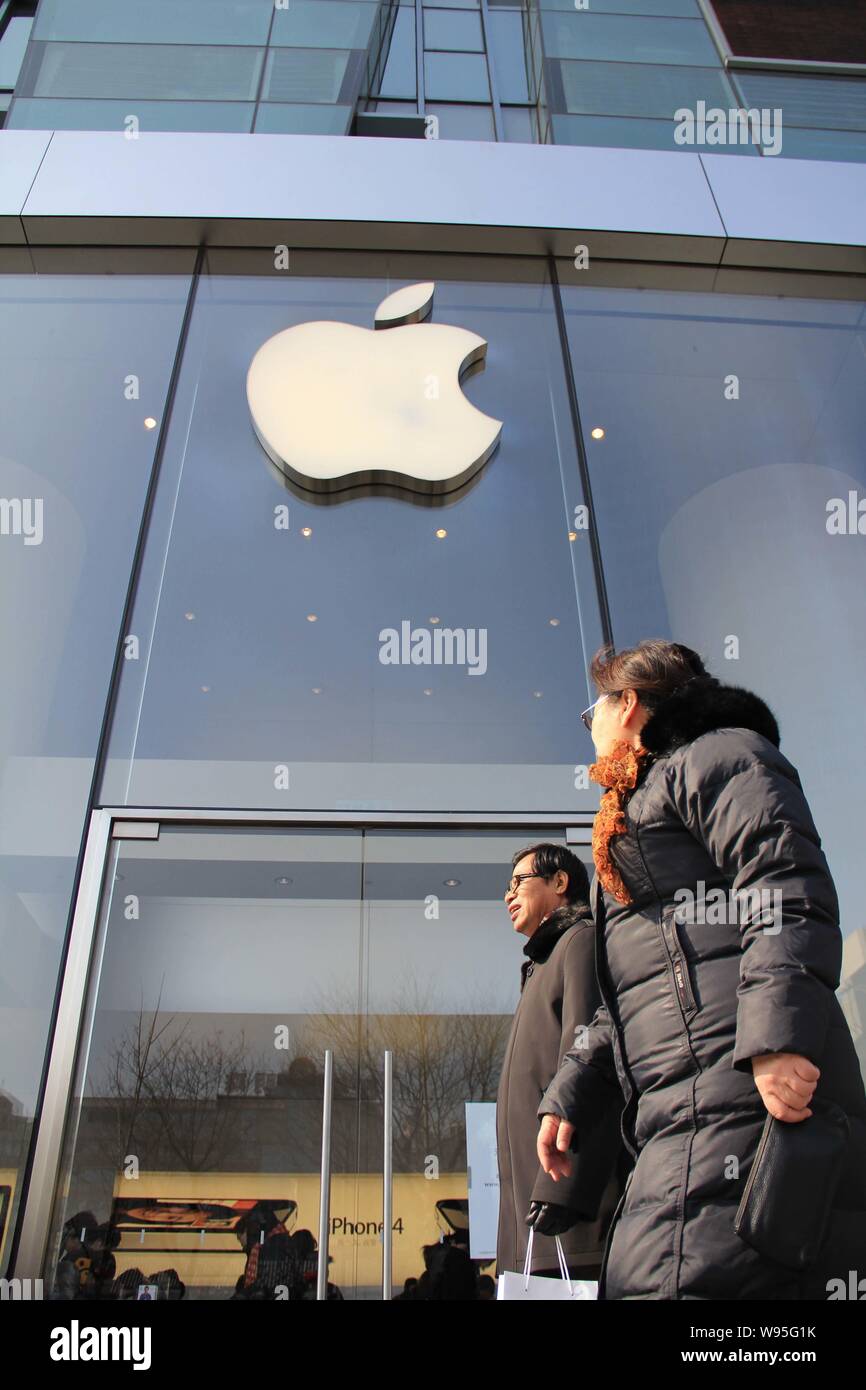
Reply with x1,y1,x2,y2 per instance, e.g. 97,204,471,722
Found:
530,928,625,1214
670,730,842,1075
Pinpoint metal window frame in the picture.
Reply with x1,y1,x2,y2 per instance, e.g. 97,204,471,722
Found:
10,805,594,1283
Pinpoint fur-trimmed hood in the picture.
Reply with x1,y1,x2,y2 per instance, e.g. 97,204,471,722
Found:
639,677,780,758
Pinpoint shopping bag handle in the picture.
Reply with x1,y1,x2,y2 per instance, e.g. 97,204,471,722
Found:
523,1227,574,1294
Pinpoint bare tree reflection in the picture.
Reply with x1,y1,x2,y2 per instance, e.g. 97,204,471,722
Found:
306,975,512,1172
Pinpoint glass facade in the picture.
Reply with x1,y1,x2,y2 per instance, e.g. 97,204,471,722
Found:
97,255,605,817
5,0,865,159
2,251,865,1294
0,266,195,1273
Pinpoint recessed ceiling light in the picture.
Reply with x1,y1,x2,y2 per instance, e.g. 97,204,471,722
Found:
549,618,560,626
435,528,447,539
274,876,293,886
306,614,317,622
144,417,157,430
184,612,195,621
201,685,210,692
301,527,312,537
429,616,440,624
533,690,543,698
423,688,432,696
591,427,605,440
311,687,322,694
568,531,578,542
443,878,461,887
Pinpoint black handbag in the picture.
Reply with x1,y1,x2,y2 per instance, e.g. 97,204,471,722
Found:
734,1099,850,1270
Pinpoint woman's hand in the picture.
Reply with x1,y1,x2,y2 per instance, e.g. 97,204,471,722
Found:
751,1051,820,1121
537,1114,575,1179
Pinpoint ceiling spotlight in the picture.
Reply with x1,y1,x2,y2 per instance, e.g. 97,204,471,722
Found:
306,614,317,622
274,876,293,886
443,878,461,887
184,612,195,621
301,527,312,537
590,427,605,440
144,417,157,430
533,690,543,698
435,528,447,539
549,618,560,626
568,531,578,542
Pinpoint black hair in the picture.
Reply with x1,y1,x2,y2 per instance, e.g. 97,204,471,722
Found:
510,842,590,906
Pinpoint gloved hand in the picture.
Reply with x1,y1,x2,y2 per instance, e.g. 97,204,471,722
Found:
525,1200,582,1236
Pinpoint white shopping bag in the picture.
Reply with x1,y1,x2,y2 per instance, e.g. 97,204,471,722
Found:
497,1229,598,1301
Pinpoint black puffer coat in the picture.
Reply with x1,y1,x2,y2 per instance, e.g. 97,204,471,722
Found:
539,680,866,1300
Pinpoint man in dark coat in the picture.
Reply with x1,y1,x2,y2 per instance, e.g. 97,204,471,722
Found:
538,666,866,1300
496,842,628,1280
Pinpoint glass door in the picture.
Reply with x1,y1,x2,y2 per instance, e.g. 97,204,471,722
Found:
39,819,588,1300
44,825,364,1302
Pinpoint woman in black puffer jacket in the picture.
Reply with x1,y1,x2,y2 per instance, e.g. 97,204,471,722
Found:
536,639,866,1300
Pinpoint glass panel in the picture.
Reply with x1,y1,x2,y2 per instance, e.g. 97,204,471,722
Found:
735,72,866,133
254,103,353,134
5,97,256,132
425,101,496,139
539,0,700,13
488,9,530,103
46,827,365,1300
360,828,594,1297
0,270,193,1276
559,278,866,947
0,15,33,89
768,125,866,162
32,0,274,44
378,3,416,100
271,1,378,50
263,48,351,103
424,50,490,99
98,260,605,815
559,59,736,119
550,109,759,153
28,42,264,101
541,12,719,64
423,7,485,52
370,100,419,114
501,104,535,141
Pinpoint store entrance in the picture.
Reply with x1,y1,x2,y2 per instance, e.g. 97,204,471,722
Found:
29,818,587,1300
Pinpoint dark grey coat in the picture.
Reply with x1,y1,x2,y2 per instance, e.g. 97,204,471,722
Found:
539,680,866,1300
496,901,628,1276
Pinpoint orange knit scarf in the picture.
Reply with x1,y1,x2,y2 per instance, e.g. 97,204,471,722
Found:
589,740,654,905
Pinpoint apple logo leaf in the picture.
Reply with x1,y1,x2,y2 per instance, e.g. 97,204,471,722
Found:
247,280,503,496
374,282,434,330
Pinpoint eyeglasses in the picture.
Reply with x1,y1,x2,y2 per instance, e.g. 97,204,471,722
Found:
505,872,543,896
580,691,621,732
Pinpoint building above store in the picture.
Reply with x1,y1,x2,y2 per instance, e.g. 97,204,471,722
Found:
0,125,864,276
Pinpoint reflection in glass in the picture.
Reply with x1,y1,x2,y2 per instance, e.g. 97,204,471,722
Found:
46,827,579,1298
0,271,192,1276
560,277,866,1016
30,42,265,101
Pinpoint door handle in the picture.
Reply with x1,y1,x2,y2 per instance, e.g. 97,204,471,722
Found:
382,1049,393,1300
317,1048,334,1301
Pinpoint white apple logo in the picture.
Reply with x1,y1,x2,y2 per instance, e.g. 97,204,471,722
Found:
246,281,502,493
